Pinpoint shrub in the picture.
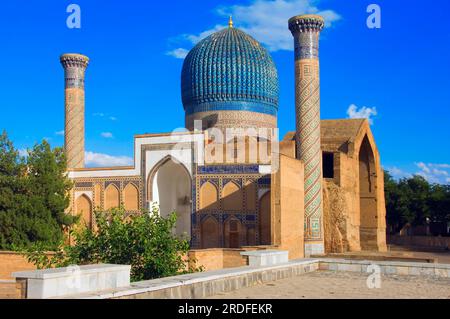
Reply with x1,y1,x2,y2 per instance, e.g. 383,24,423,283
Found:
23,205,202,281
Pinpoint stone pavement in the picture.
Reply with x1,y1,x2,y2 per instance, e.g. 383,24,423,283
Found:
210,270,450,299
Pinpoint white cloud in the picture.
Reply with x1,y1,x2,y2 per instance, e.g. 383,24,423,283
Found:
415,162,450,184
166,48,190,59
18,148,28,158
181,25,224,45
346,104,378,125
218,0,341,51
416,162,430,174
85,151,133,167
385,166,411,180
168,0,341,56
101,132,113,139
93,113,117,121
55,130,64,136
385,163,450,185
432,164,450,169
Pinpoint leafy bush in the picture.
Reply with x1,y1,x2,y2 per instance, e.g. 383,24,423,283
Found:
23,205,203,281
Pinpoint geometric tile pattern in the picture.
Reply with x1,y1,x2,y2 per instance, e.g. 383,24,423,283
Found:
60,54,89,169
181,25,279,121
289,15,324,242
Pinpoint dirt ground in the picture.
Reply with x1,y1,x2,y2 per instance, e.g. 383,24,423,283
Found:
210,270,450,299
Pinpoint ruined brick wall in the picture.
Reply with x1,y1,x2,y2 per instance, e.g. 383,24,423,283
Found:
323,180,349,253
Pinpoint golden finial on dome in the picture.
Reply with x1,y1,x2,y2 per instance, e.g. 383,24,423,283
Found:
228,15,233,28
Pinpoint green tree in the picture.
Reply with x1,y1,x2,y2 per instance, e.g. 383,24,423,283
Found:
0,131,27,248
0,131,75,249
24,206,202,282
401,175,432,226
428,184,450,224
385,170,450,234
384,171,405,232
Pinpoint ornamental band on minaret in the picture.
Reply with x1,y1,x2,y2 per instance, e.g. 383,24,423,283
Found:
60,54,89,169
289,15,325,255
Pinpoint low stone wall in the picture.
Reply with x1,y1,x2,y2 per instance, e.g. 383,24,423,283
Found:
13,264,131,299
318,258,450,278
64,259,319,299
0,251,39,280
388,235,450,250
61,258,450,299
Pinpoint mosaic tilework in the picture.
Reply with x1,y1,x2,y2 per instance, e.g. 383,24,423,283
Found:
60,54,89,89
72,176,143,229
181,26,279,118
61,54,89,169
289,15,324,243
72,176,143,212
185,101,277,116
192,165,270,248
288,15,324,60
186,110,277,131
197,164,259,175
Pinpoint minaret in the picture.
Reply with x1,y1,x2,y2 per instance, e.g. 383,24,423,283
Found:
289,15,325,256
60,54,89,169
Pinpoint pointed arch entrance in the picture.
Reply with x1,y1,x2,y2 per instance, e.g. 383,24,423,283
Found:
148,156,192,238
76,194,93,229
359,135,378,250
259,191,271,245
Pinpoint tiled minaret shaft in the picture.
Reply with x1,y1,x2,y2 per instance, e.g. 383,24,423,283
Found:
60,54,89,169
289,15,325,256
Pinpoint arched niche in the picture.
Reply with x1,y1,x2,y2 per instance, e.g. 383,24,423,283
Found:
199,182,219,210
359,135,378,250
123,183,139,211
222,181,243,211
150,157,192,238
201,216,220,248
259,191,271,245
223,217,246,248
104,184,120,210
244,180,257,211
76,194,92,229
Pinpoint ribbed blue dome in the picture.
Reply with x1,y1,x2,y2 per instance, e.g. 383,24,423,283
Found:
181,27,279,116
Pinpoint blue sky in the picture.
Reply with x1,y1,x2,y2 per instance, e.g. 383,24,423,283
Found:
0,0,449,183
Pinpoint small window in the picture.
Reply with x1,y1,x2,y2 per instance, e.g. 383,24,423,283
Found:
323,152,334,178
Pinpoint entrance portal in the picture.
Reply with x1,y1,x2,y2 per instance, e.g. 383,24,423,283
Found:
150,157,192,239
359,136,378,250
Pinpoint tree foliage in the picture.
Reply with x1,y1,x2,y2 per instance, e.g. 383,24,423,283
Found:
24,206,203,282
384,170,450,233
0,131,75,249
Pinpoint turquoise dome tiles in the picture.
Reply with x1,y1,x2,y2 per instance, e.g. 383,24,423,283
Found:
181,27,279,116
